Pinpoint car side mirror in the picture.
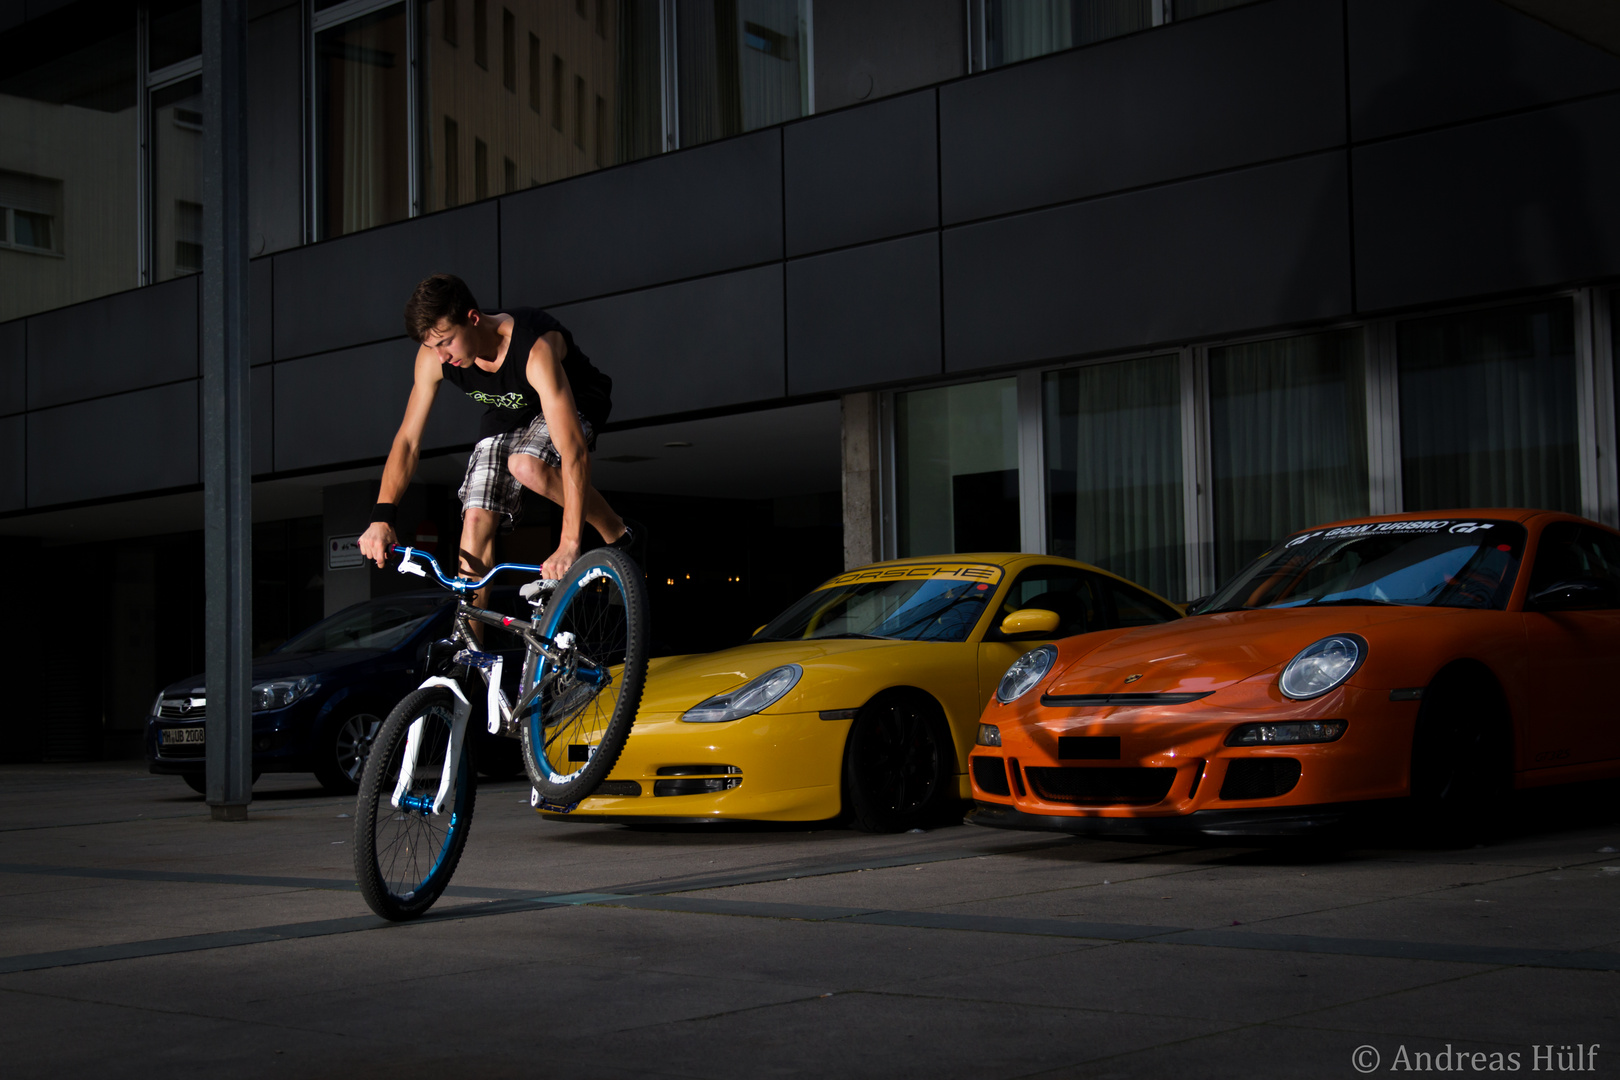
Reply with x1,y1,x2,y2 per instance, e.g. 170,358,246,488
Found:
999,608,1061,637
1185,594,1213,615
753,624,767,637
1526,578,1617,612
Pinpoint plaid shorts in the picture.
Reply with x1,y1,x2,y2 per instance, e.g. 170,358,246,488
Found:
457,411,594,525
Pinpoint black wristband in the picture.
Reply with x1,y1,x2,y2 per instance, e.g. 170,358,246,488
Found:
371,503,398,527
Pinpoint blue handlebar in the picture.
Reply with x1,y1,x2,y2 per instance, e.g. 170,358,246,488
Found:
391,545,552,593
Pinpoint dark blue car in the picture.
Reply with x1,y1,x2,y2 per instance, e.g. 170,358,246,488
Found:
145,591,522,794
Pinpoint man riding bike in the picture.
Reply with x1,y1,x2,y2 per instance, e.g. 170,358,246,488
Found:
358,273,637,590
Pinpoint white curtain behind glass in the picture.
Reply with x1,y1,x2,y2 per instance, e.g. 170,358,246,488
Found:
1398,299,1580,515
1208,330,1369,582
341,47,383,234
1043,356,1185,601
988,0,1150,66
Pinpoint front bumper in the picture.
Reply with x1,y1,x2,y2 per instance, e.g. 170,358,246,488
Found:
540,710,854,823
965,799,1395,838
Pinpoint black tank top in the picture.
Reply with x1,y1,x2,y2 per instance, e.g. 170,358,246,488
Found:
439,308,612,440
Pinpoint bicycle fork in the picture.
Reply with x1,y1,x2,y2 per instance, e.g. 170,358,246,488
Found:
390,676,474,815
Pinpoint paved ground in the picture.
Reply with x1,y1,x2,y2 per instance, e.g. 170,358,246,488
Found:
1,762,1617,1079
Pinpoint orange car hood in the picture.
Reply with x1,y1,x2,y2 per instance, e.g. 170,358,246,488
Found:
1048,605,1438,697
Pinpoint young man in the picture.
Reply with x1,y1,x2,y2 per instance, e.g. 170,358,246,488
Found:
357,273,635,587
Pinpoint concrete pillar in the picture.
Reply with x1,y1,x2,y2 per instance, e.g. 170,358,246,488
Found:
841,392,884,569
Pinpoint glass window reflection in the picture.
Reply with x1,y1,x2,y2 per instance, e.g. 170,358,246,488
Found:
984,0,1151,68
676,0,811,147
0,13,137,322
150,76,203,281
897,379,1020,558
316,4,412,239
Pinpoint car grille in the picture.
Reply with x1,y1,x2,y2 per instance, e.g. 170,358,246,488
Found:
592,780,642,797
1220,758,1302,800
159,697,206,719
1024,766,1176,805
971,756,1011,797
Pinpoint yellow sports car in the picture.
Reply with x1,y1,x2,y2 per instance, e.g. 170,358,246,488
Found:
541,553,1184,831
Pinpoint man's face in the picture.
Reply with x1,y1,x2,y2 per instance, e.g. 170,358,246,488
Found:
423,314,477,367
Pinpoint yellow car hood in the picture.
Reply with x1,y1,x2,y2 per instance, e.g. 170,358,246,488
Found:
638,637,926,716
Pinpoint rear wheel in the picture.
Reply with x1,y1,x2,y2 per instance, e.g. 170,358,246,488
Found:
1410,668,1512,845
354,687,475,920
842,694,954,833
521,547,649,804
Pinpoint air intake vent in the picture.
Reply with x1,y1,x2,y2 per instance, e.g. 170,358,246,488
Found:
1024,767,1175,805
971,756,1011,797
1219,758,1301,801
592,780,642,797
653,765,741,797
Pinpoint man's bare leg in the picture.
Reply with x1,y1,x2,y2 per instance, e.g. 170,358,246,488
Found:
506,453,626,542
458,508,501,640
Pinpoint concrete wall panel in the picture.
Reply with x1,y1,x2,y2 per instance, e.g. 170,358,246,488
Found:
501,131,783,308
0,319,23,417
27,381,199,506
785,90,938,257
944,153,1353,371
787,235,941,395
273,340,482,472
251,257,273,367
551,266,785,422
272,202,499,361
812,0,964,113
1354,94,1620,312
0,415,22,511
251,364,272,475
26,276,198,410
940,0,1344,225
1349,0,1620,142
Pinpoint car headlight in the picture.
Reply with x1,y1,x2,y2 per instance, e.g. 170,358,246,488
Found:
996,645,1058,704
1226,720,1347,746
681,665,803,723
149,693,164,717
251,676,318,712
1278,635,1366,700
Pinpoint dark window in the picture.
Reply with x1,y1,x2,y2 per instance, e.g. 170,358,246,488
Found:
503,156,516,193
1099,576,1180,627
573,74,586,148
595,0,606,37
474,137,488,200
550,55,563,130
473,0,487,68
444,116,459,206
443,0,457,45
997,567,1105,639
1529,523,1620,608
501,8,515,91
528,32,540,111
575,0,586,15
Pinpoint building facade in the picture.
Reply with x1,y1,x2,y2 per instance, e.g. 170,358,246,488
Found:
2,0,1618,758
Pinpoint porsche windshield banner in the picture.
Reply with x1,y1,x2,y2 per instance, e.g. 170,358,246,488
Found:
1286,520,1505,547
824,563,1004,588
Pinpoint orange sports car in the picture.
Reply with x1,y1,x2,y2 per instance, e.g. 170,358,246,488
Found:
968,510,1620,839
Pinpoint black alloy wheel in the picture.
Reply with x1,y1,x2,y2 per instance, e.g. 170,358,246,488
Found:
314,712,382,794
842,695,954,833
1409,668,1513,845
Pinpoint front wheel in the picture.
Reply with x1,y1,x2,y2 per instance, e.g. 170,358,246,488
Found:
521,547,649,804
842,695,954,833
354,687,475,920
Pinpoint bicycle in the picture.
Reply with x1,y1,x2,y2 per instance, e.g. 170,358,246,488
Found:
353,543,649,921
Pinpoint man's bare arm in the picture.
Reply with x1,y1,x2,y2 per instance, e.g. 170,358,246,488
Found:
359,347,443,566
527,331,591,579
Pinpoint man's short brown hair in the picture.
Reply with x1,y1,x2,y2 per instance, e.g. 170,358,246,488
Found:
404,273,480,343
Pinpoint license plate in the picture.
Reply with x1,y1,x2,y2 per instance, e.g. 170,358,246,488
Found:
162,727,205,746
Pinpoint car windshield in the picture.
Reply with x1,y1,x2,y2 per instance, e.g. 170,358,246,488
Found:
275,597,446,653
757,575,999,643
1198,519,1527,614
